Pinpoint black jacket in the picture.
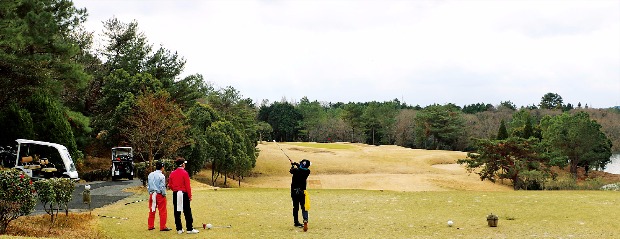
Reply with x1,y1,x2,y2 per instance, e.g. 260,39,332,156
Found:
290,165,310,190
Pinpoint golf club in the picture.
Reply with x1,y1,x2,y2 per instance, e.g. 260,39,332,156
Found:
273,140,293,164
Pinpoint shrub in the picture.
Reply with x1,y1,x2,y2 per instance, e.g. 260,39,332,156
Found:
544,176,606,190
0,169,37,234
544,177,578,190
581,177,606,190
518,170,549,190
33,178,75,223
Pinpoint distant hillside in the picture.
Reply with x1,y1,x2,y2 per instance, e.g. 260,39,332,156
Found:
244,142,511,191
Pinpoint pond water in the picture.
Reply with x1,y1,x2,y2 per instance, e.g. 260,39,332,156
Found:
603,154,620,174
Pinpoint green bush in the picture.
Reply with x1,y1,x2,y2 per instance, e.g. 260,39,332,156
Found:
517,170,549,190
544,176,607,190
581,177,606,190
544,177,578,190
33,178,75,223
0,169,37,234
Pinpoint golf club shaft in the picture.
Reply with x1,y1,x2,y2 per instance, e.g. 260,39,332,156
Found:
273,140,293,164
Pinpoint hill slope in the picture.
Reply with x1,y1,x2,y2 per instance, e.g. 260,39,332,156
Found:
244,142,510,191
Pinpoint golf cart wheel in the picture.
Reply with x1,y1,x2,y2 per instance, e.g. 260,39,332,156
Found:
128,175,133,180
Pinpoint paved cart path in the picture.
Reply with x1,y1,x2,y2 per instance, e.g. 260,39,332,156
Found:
33,179,142,215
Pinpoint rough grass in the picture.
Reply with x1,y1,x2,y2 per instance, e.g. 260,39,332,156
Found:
6,142,620,238
3,213,105,238
92,186,620,239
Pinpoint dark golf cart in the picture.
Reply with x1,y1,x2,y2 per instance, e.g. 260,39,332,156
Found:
111,147,134,180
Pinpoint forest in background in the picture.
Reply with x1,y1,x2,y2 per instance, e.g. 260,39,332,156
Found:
258,96,620,153
1,1,618,186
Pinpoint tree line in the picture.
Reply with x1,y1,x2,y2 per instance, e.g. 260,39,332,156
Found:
258,95,619,151
1,1,618,189
0,0,256,185
258,95,618,190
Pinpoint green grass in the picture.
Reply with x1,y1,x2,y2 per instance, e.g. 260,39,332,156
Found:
95,187,620,239
287,142,357,150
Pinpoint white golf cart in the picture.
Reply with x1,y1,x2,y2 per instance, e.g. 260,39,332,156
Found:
111,147,134,180
12,139,79,180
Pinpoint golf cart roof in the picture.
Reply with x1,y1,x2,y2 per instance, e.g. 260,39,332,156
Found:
16,139,68,151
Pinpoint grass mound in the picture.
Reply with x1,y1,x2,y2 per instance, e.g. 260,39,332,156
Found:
248,141,510,191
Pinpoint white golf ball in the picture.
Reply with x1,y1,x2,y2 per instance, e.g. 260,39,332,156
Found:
207,223,213,229
447,220,454,227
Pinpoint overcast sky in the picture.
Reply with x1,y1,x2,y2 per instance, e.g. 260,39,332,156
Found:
73,0,620,108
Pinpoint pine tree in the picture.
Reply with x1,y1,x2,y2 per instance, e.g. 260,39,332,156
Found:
497,120,508,140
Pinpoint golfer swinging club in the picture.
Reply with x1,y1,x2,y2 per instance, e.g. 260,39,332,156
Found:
290,159,311,231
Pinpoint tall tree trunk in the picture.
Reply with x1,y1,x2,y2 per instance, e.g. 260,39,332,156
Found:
0,222,8,235
211,161,217,185
372,128,375,145
570,158,579,178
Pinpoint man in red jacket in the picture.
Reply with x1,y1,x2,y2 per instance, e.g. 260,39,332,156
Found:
168,158,199,234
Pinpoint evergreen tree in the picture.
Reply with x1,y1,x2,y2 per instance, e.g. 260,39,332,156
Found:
541,112,612,177
414,104,465,150
499,101,517,111
0,104,35,146
0,0,88,155
539,92,564,110
458,137,552,190
0,0,89,106
258,102,302,142
341,103,366,142
497,119,508,140
183,103,221,176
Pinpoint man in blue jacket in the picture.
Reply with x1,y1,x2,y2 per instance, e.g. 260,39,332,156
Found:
147,162,171,231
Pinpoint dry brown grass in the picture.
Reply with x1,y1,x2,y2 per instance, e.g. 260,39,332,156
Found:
3,213,107,239
78,156,110,172
246,142,511,191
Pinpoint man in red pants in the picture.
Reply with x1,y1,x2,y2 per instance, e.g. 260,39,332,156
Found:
147,162,171,231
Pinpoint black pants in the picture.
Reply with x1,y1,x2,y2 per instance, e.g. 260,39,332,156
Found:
291,188,308,223
173,191,194,231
